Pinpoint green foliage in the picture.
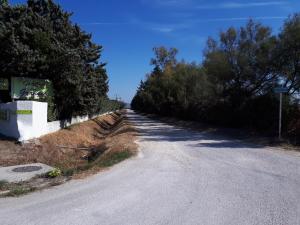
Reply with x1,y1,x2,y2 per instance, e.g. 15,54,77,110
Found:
7,186,36,197
62,168,75,177
0,180,8,190
97,150,132,168
132,51,211,120
60,150,133,176
204,20,276,104
0,0,8,6
275,13,300,94
47,168,62,178
132,16,300,141
98,98,125,114
151,47,178,71
0,0,109,119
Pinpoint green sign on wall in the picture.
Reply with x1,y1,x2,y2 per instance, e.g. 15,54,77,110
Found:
0,78,9,91
11,77,53,100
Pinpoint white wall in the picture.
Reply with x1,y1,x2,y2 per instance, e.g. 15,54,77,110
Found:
47,112,112,134
0,101,112,141
0,101,48,141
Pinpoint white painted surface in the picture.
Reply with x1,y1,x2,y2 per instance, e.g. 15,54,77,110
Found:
0,101,113,141
46,112,112,135
17,101,48,141
47,115,89,134
0,101,47,141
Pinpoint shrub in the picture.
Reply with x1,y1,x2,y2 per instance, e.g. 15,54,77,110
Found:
0,180,8,190
47,168,62,178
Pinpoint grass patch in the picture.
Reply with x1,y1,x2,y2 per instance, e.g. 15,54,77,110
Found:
60,149,133,177
0,180,8,190
6,186,36,197
62,168,76,177
97,150,133,168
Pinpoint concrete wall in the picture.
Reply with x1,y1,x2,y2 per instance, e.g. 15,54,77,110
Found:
0,101,48,141
0,101,112,141
46,112,112,140
47,115,88,134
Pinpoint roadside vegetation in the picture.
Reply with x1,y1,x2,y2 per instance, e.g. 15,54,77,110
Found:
0,111,138,197
0,0,123,120
0,0,133,197
132,15,300,145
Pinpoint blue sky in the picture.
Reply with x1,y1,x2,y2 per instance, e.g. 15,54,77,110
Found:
10,0,300,102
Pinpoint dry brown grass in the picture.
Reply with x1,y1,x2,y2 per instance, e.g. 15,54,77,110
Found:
0,111,138,172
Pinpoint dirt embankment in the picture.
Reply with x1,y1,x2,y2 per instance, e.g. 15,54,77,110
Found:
0,110,138,172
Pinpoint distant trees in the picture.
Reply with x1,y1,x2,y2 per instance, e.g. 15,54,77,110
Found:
132,47,210,119
204,20,276,103
0,0,109,119
132,15,300,142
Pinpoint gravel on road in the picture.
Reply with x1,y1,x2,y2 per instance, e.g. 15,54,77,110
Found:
0,110,299,225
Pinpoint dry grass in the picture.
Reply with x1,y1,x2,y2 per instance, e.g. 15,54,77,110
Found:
0,111,138,172
0,110,138,197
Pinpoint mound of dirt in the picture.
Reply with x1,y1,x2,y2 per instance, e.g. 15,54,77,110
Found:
0,110,138,171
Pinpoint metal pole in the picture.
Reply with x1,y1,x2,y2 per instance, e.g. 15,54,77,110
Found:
279,93,282,140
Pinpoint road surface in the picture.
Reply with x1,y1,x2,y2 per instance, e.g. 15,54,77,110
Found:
0,110,300,225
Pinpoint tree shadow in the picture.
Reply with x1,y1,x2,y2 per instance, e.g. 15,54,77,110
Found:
188,140,262,149
128,111,265,149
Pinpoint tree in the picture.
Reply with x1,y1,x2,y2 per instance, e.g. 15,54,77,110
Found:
204,20,276,107
150,47,178,72
132,18,300,141
0,0,109,119
132,47,209,119
275,13,300,94
0,0,8,6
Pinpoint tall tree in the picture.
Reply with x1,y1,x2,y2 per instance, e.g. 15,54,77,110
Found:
0,0,109,118
0,0,8,6
275,13,300,94
203,20,276,106
150,47,178,72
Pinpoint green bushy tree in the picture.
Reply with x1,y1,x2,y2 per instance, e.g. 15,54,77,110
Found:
0,0,109,119
132,17,300,141
275,13,300,94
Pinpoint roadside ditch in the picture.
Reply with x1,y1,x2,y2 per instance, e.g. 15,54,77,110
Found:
0,110,138,197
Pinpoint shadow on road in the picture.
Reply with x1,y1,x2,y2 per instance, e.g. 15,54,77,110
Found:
128,111,263,149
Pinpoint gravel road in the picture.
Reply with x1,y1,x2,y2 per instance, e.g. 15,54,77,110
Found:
0,110,299,225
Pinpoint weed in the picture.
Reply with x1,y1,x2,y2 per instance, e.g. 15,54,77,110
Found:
97,150,132,168
62,168,75,177
47,168,62,178
0,180,8,190
7,186,36,197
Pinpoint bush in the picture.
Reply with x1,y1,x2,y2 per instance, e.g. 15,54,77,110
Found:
47,168,62,178
0,180,8,190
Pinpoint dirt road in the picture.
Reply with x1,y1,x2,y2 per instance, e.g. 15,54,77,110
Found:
0,110,299,225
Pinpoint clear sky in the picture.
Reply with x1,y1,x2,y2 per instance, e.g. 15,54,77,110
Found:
10,0,300,102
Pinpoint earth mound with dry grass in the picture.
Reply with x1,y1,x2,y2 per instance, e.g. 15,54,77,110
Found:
0,110,138,174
